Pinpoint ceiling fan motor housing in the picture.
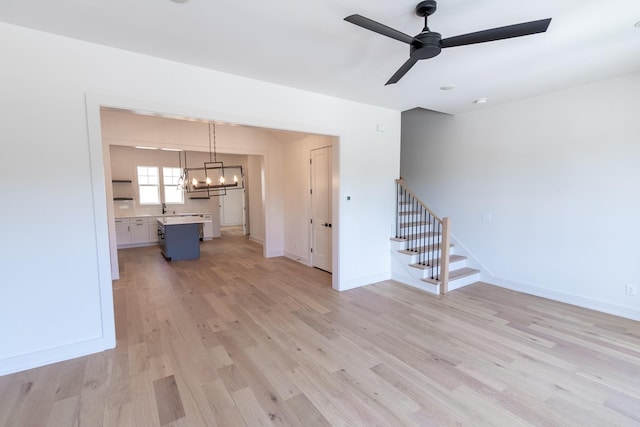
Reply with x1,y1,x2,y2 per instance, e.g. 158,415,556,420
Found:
411,32,442,59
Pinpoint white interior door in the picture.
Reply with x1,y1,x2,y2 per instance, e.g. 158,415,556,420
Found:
219,189,245,227
310,146,332,272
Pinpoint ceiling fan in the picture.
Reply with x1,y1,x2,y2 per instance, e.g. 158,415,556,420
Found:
344,0,551,85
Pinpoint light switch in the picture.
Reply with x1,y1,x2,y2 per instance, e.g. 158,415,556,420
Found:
482,213,492,222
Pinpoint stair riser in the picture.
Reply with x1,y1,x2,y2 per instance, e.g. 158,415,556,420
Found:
395,241,454,257
447,273,481,290
400,235,442,247
412,258,467,277
400,245,447,256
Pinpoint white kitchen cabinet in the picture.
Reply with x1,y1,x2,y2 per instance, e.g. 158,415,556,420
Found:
115,214,213,248
202,214,213,240
115,218,131,246
130,218,149,244
115,216,161,248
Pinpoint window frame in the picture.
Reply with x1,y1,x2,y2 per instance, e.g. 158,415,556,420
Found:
162,166,185,205
136,165,160,205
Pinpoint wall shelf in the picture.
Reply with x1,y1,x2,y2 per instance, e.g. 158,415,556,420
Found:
112,180,134,200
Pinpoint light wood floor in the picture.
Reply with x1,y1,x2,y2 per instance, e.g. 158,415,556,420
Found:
1,232,639,426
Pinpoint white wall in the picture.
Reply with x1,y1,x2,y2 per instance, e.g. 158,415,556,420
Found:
109,145,239,219
0,22,400,375
401,72,640,320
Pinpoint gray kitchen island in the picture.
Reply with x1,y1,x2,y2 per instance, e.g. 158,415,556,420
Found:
157,216,212,261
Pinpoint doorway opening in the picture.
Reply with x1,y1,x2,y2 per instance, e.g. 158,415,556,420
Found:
97,106,337,287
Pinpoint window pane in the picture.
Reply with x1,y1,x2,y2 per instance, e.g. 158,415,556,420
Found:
162,167,184,204
138,166,159,185
163,167,181,186
138,166,160,204
164,186,184,204
139,186,159,204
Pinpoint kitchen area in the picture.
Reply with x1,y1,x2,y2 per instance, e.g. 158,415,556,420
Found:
101,106,332,281
101,108,272,277
109,143,247,261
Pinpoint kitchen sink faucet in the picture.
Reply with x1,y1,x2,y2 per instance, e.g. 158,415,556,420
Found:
162,203,167,215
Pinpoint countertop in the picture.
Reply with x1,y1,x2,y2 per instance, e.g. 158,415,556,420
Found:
116,213,210,219
157,216,211,225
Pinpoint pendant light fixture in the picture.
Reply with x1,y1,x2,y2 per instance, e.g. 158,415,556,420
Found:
179,122,244,197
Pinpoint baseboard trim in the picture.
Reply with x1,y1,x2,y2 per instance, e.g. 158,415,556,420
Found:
0,336,115,377
489,276,640,321
284,251,310,266
339,272,391,291
249,235,264,245
447,234,640,321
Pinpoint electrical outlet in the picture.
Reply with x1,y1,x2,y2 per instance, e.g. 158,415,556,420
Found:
626,284,637,296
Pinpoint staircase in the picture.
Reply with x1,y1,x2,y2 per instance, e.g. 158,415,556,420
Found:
391,179,480,295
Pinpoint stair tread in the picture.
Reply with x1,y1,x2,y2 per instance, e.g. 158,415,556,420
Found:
419,267,480,286
448,267,480,280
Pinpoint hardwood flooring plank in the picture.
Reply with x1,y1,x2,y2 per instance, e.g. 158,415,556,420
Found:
285,393,332,427
154,374,186,425
217,364,249,393
371,363,466,426
231,387,275,427
2,233,640,426
128,368,160,426
201,377,235,414
243,345,301,400
11,366,60,427
104,401,133,427
45,395,80,427
76,352,112,427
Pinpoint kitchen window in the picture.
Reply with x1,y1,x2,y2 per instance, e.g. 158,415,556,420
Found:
163,167,184,204
137,166,160,205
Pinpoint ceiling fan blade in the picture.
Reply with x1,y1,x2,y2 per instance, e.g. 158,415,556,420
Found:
385,57,419,85
441,18,551,49
345,14,415,45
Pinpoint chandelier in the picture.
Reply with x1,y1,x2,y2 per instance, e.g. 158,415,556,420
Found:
177,123,244,197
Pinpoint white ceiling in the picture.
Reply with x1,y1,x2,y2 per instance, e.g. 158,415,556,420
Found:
1,0,639,114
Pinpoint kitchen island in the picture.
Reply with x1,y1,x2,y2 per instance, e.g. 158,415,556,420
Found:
157,216,212,261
